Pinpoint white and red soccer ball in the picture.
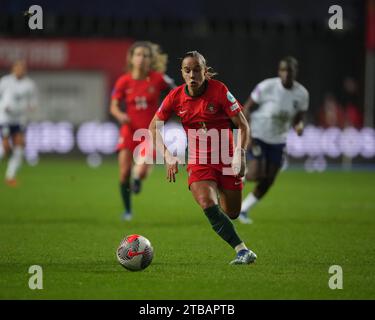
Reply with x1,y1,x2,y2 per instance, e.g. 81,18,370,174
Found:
116,234,154,271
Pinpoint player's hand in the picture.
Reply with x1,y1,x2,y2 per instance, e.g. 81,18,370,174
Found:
232,147,246,178
165,152,179,182
294,122,304,136
118,113,131,124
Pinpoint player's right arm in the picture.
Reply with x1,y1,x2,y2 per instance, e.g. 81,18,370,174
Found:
149,91,180,182
110,99,130,124
242,96,257,121
110,77,130,125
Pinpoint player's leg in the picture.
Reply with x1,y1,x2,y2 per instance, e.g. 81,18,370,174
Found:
190,178,256,264
118,149,133,220
253,160,280,199
5,128,25,186
239,141,266,223
1,135,12,159
218,185,241,219
1,125,12,161
240,143,284,222
131,134,155,194
252,143,284,199
132,163,148,194
217,173,257,264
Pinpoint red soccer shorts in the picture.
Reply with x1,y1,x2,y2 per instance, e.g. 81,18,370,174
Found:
187,164,243,191
116,125,152,160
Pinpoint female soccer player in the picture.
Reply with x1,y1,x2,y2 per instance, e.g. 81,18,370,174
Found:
0,60,38,187
238,56,309,224
110,41,175,220
149,51,257,265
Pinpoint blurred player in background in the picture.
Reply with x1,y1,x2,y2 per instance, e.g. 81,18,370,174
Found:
238,56,309,224
149,51,257,265
0,60,38,187
110,41,175,221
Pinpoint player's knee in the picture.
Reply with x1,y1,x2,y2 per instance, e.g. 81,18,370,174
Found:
226,208,240,220
220,201,241,219
197,197,216,210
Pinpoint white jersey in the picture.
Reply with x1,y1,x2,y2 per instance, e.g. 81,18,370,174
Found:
249,77,309,144
0,74,38,125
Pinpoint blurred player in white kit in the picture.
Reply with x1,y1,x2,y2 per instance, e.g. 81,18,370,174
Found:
0,60,38,187
239,56,309,224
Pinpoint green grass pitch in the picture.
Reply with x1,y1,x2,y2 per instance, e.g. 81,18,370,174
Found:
0,157,374,299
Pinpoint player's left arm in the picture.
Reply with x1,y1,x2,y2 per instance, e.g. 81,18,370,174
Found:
230,111,250,177
293,89,309,136
292,111,305,136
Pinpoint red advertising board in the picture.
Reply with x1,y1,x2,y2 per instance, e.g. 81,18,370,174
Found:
0,38,134,83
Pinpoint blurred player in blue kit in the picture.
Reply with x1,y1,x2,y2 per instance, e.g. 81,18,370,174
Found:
0,60,38,187
239,57,309,224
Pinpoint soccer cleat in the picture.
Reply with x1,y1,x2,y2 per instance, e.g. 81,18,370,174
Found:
230,249,257,265
238,212,253,224
132,179,142,194
5,178,18,187
122,212,133,221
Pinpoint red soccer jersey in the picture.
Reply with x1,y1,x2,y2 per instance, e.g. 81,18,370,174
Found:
156,79,243,167
111,71,172,130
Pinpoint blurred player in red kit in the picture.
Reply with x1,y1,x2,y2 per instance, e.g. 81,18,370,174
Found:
149,51,257,265
110,41,175,220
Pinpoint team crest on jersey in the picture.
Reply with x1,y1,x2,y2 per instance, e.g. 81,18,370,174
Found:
226,91,236,103
293,100,298,109
207,103,216,113
148,86,155,94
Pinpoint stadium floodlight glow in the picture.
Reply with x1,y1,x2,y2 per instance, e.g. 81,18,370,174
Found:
96,122,118,154
25,123,40,159
77,122,119,154
76,122,98,154
25,121,74,159
54,122,74,153
339,127,362,158
39,121,56,152
24,122,375,163
286,129,305,158
321,127,341,158
360,128,375,158
303,126,323,157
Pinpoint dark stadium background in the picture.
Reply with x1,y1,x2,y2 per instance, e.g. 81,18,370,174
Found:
0,0,367,113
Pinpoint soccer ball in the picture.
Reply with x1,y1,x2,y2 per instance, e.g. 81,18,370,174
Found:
116,234,154,271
